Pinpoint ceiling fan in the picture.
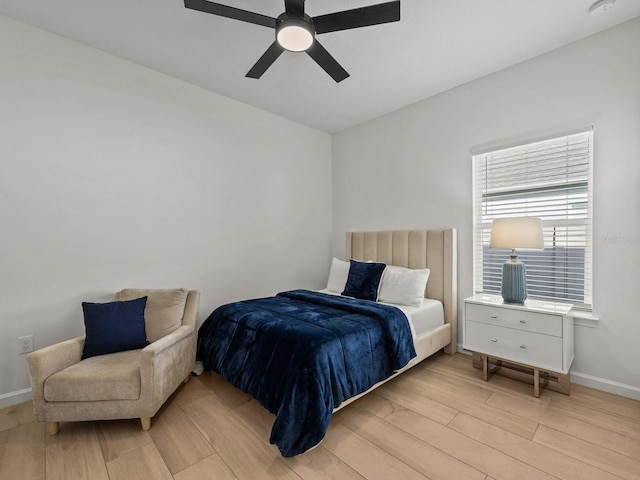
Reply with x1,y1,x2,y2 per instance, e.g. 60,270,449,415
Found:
183,0,401,83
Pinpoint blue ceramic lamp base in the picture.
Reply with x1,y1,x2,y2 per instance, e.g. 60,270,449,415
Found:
501,256,527,304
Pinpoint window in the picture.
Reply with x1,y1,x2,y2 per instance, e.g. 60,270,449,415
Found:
472,130,593,309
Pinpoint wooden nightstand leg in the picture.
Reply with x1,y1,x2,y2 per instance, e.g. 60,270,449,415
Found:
482,354,488,381
478,353,502,381
534,368,540,398
556,372,571,395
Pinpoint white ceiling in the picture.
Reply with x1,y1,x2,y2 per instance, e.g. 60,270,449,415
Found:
1,0,639,133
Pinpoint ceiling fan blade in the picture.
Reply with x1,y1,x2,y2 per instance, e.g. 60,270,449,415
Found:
184,0,276,28
246,42,285,79
306,40,349,83
284,0,305,16
313,0,400,34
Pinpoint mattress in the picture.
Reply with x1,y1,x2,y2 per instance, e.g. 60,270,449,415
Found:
389,298,444,338
317,289,444,339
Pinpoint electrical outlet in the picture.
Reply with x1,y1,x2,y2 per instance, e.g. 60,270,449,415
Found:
18,335,34,354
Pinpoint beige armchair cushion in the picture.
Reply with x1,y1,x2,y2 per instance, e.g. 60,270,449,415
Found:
116,288,188,343
44,349,142,402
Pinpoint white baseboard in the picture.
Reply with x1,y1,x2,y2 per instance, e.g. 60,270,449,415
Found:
570,371,640,401
0,388,33,409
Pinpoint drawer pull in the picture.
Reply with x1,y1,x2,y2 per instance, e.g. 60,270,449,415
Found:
491,315,498,319
491,338,498,342
520,345,527,349
519,320,526,324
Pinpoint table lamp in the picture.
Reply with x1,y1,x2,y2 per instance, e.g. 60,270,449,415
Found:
490,217,544,304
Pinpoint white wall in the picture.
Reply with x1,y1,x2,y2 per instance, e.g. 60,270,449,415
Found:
332,19,640,398
0,16,332,407
2,15,638,407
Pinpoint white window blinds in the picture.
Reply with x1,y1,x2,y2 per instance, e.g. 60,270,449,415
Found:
472,130,593,308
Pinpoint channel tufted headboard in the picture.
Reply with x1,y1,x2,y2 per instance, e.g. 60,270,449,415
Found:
346,229,458,354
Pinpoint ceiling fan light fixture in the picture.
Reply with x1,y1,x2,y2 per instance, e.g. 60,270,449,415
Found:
276,18,314,52
184,0,402,82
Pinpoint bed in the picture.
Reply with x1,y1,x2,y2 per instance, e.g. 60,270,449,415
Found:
196,229,457,456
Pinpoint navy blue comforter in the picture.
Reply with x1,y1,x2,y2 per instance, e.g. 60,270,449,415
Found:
196,289,416,456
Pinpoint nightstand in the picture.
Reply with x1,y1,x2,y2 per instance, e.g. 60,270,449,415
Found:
463,294,574,397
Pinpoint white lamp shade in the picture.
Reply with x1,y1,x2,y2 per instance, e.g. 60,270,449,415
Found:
490,217,544,250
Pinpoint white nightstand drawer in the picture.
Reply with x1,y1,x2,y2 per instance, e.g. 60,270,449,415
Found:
465,303,562,337
465,321,564,372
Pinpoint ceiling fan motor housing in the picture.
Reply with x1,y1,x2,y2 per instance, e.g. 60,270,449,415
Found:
184,0,401,82
276,13,315,51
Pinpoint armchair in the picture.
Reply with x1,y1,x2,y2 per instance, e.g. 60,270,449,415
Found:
27,288,200,434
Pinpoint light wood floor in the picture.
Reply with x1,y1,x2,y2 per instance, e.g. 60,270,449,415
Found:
2,352,639,480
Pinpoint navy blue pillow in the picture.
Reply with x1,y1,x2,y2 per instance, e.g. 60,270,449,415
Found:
81,297,149,360
342,260,386,301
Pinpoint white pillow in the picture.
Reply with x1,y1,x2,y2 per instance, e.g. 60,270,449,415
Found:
326,257,351,293
378,266,430,307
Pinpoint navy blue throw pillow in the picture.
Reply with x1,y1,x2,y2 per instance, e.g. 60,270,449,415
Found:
81,297,149,360
342,260,386,301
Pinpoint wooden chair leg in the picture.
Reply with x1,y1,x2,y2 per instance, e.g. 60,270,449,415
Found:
47,422,59,435
140,417,151,431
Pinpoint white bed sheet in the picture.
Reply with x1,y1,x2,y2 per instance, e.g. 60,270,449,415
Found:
316,289,444,340
389,298,444,339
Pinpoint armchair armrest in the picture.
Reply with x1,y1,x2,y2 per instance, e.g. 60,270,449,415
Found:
141,325,193,359
27,336,85,420
139,325,195,412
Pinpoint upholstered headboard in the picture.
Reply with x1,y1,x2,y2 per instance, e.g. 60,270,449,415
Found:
346,229,458,354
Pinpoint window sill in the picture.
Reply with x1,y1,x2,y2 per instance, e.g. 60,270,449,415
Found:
569,310,599,328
